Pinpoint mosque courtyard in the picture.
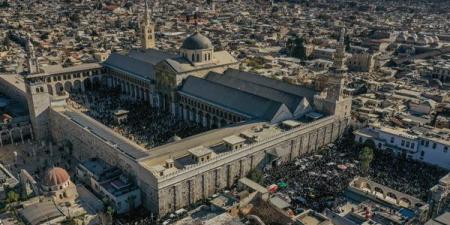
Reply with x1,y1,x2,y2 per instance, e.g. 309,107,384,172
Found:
67,88,210,150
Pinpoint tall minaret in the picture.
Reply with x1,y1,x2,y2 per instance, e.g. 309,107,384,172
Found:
316,27,351,121
333,27,346,71
26,35,40,75
211,0,216,12
140,0,156,50
326,28,347,102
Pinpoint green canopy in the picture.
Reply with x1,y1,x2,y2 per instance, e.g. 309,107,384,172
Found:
278,182,288,188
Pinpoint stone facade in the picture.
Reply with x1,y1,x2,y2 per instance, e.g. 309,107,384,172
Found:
25,81,51,141
45,101,348,217
23,69,351,216
18,28,352,217
140,0,155,50
0,124,32,147
138,116,348,216
347,52,375,72
25,64,104,96
49,109,141,177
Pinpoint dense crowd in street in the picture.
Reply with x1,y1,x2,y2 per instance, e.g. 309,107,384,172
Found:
263,135,448,212
368,149,447,200
264,138,360,212
67,89,208,149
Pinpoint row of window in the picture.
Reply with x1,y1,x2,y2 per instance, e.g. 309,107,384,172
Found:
182,52,212,63
388,136,449,152
43,69,102,83
389,136,415,149
111,69,152,86
420,139,449,151
35,86,45,93
180,95,243,122
400,139,415,149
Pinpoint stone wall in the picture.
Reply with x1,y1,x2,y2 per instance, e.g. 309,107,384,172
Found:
0,75,27,105
150,116,348,216
48,109,140,177
0,124,32,147
46,106,348,217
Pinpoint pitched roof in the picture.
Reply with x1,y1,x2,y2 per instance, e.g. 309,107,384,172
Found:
205,72,305,112
223,68,318,102
163,51,237,73
103,53,155,80
127,48,177,65
179,76,285,121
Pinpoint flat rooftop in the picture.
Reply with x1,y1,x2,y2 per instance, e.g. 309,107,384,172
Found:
138,121,266,169
296,212,330,225
100,176,138,197
80,158,116,178
223,135,246,145
0,74,26,93
139,116,331,178
188,146,213,157
32,63,102,77
139,121,288,175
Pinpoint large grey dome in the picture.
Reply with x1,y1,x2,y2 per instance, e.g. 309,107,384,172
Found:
181,32,213,50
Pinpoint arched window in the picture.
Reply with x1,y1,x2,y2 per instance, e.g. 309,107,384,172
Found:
208,53,211,61
197,54,200,62
191,54,195,62
39,87,44,92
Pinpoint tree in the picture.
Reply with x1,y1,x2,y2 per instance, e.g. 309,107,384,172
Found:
6,190,19,203
106,206,115,223
287,36,307,60
363,139,376,150
359,147,374,175
247,169,264,184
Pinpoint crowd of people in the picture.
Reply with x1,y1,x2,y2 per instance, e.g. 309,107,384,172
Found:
368,149,447,200
263,135,448,212
65,88,448,219
67,89,209,149
263,138,360,212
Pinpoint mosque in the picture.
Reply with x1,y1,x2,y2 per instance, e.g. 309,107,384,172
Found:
42,167,77,203
15,0,352,217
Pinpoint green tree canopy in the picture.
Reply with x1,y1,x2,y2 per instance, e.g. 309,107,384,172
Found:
364,139,376,150
6,190,19,203
247,169,264,184
287,36,307,60
359,146,374,175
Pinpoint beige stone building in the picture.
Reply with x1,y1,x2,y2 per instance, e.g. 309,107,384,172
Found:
12,25,352,218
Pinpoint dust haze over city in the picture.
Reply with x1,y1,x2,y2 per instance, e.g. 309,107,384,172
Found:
0,0,449,224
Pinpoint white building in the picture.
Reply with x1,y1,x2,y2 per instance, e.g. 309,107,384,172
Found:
354,125,450,169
